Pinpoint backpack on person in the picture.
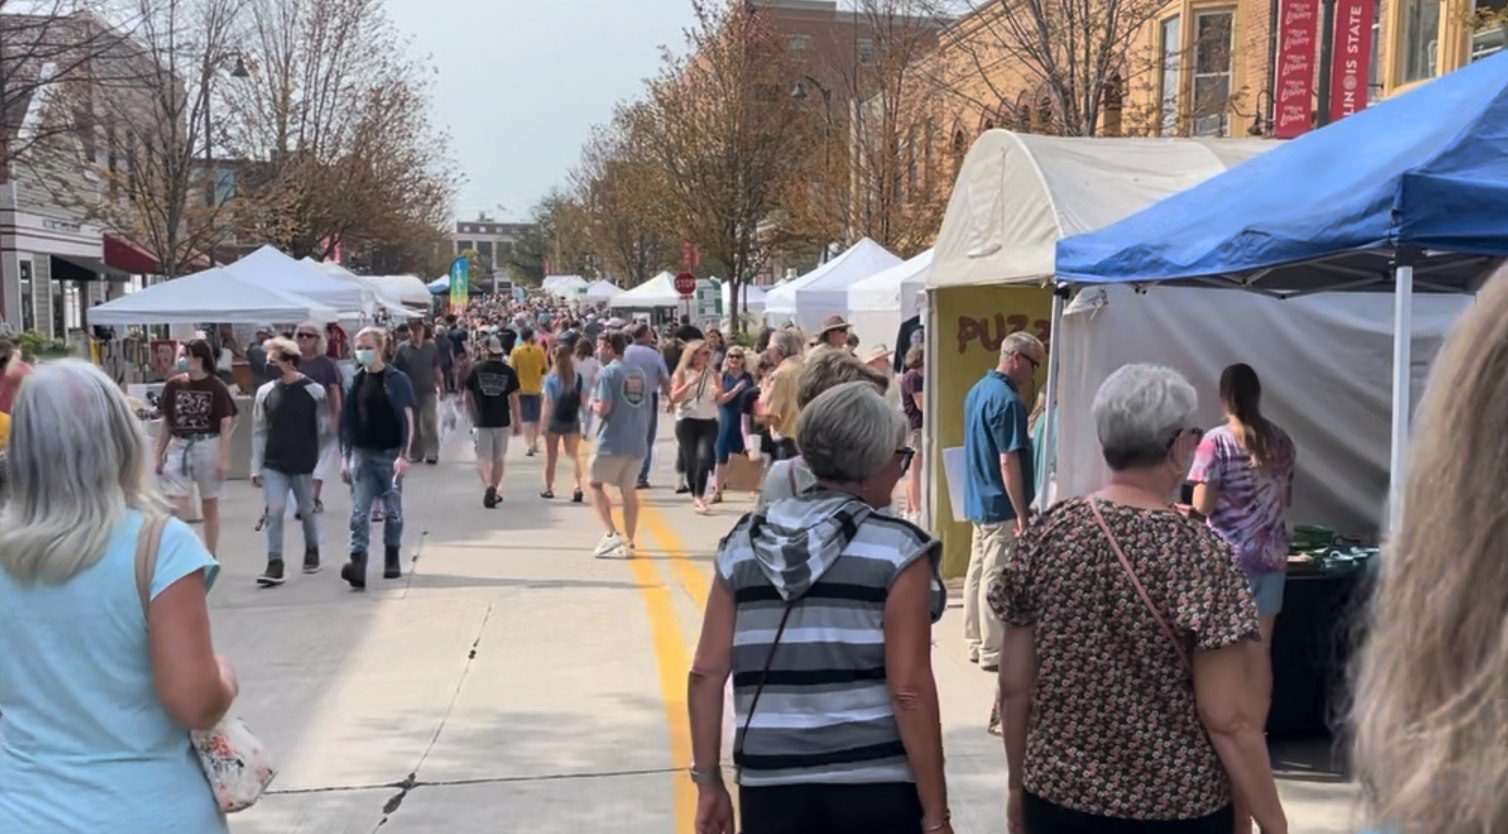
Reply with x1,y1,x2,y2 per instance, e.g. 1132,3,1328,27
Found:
554,375,583,424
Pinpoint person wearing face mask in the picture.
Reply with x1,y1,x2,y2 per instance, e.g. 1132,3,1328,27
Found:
155,339,238,556
338,327,416,590
688,382,950,834
988,364,1286,834
250,338,328,587
961,331,1044,712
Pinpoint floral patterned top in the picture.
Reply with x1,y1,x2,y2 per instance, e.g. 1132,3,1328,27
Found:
988,497,1260,821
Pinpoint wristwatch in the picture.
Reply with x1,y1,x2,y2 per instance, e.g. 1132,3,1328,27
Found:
688,767,723,786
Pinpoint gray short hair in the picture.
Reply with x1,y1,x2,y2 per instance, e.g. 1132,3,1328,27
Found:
0,360,164,584
1092,364,1197,471
771,330,804,359
1000,331,1044,362
797,381,906,482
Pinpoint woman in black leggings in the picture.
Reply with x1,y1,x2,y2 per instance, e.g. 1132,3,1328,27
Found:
670,340,721,515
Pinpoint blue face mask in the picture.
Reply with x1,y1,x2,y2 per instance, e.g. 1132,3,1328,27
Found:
355,348,377,366
176,357,190,372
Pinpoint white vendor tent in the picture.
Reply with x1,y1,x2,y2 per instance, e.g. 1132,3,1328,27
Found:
764,238,901,331
929,133,1272,289
723,281,768,319
361,275,432,309
228,246,375,316
849,248,932,350
89,266,338,325
584,280,620,303
609,271,683,309
544,274,590,299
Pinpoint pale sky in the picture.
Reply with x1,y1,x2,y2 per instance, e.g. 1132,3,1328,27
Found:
383,0,698,224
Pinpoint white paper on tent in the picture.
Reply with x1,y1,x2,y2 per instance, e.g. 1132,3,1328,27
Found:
940,446,968,523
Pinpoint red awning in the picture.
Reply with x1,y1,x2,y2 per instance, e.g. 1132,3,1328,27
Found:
103,234,161,275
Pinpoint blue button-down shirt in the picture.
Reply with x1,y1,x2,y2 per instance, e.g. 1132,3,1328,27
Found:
963,370,1034,524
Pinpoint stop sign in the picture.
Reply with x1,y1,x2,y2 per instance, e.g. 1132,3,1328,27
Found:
674,271,696,297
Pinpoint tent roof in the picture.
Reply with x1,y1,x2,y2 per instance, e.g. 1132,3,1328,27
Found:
584,280,620,300
850,248,933,313
89,267,337,325
362,275,431,307
765,238,902,313
228,246,374,315
546,274,590,298
1056,52,1508,294
609,271,683,308
929,132,1272,289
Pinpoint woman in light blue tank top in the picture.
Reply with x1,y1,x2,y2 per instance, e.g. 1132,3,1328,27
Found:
0,361,238,832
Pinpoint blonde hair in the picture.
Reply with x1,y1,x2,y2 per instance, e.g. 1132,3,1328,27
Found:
264,336,300,365
1351,271,1508,834
675,339,710,377
355,326,389,350
0,361,165,583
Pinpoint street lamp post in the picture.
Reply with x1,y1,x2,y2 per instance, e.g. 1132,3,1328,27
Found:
204,53,248,268
792,75,836,262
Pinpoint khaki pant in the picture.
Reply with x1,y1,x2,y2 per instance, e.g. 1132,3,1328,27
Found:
964,521,1018,667
409,397,440,461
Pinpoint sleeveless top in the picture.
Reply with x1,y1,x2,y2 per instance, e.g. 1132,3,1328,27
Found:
676,369,718,421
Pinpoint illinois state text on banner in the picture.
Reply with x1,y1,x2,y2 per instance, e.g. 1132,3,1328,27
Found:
1275,0,1319,139
1329,0,1376,123
932,285,1052,578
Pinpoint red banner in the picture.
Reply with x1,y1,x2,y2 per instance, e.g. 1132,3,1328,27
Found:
1274,0,1319,138
1328,0,1376,123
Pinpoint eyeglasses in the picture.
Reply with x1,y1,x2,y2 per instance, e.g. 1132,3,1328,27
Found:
1015,351,1041,371
896,446,916,475
296,332,318,339
1166,427,1204,449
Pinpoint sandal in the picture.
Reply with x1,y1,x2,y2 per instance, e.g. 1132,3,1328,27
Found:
572,489,584,503
540,489,555,499
709,491,724,505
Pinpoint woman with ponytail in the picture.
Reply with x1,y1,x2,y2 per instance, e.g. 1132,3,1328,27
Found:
1190,362,1295,834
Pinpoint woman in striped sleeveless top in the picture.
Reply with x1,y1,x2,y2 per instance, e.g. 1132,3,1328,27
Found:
688,382,950,834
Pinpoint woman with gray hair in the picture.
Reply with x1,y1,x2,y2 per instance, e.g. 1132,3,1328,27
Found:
689,382,951,834
0,361,237,831
989,364,1286,834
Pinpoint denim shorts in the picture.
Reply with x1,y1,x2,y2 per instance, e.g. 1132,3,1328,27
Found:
1247,570,1286,616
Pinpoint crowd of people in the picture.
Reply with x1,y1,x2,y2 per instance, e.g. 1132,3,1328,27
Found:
0,275,1501,834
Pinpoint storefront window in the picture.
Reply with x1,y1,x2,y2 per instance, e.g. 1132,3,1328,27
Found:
1191,10,1235,137
1401,0,1441,83
18,260,34,333
1159,16,1182,136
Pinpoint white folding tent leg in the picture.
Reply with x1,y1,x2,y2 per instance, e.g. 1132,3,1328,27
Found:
1387,264,1414,531
1041,287,1065,508
922,291,938,532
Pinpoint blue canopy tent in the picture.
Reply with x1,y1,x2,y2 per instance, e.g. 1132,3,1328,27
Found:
1056,52,1508,517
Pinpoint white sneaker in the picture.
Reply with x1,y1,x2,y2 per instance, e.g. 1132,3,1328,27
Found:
625,541,637,558
593,533,624,559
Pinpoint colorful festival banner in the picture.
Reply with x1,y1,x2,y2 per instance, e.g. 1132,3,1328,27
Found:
449,256,469,311
1328,0,1377,123
1275,0,1320,139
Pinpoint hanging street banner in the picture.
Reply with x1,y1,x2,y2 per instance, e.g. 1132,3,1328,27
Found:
1328,0,1377,123
449,256,469,310
1275,0,1320,139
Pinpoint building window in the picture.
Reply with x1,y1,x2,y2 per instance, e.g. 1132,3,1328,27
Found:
476,240,494,262
1190,9,1234,137
858,39,876,64
789,35,809,51
1159,16,1182,136
1400,0,1441,83
457,239,474,253
19,259,34,333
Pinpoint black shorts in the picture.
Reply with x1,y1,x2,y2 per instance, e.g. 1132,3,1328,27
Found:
1023,793,1234,834
739,782,923,834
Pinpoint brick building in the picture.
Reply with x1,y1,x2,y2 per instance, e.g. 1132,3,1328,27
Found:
452,214,532,282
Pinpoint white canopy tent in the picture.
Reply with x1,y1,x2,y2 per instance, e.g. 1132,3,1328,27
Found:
609,271,683,309
89,266,338,325
361,275,432,309
723,281,767,320
544,274,590,299
227,246,375,316
848,248,932,350
765,238,901,331
584,280,620,303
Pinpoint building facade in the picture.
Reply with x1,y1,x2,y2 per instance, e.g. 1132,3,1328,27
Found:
452,214,531,279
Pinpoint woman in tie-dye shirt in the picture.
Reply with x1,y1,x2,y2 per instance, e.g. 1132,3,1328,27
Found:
1190,363,1295,834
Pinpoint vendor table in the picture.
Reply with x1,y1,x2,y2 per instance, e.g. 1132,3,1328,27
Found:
1266,564,1374,739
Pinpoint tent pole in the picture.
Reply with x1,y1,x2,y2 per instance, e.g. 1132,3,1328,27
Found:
1387,259,1414,531
923,290,938,532
1041,284,1066,507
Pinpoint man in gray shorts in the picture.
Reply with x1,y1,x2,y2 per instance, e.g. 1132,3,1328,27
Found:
589,331,651,558
463,337,522,509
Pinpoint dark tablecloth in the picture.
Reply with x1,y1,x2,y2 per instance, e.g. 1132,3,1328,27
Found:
1266,566,1374,739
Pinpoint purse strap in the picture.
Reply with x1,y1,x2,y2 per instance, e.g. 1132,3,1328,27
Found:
734,600,796,769
134,514,169,618
1087,499,1193,675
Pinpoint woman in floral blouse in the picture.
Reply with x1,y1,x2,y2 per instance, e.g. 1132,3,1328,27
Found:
989,364,1286,834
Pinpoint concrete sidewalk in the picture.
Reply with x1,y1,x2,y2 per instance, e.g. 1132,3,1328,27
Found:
211,416,1357,833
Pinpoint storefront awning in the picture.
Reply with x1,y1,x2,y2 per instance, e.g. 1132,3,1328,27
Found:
103,234,162,275
51,254,130,282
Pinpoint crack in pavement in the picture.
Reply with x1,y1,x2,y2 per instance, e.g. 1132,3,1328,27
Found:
268,765,691,798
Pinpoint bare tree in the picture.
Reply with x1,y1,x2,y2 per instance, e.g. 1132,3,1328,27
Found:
571,102,678,288
640,0,812,332
920,0,1164,137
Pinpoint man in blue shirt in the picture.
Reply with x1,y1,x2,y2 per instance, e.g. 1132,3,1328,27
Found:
589,331,652,559
963,330,1044,681
622,322,672,489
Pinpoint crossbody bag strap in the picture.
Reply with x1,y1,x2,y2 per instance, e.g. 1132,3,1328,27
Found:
734,600,797,768
134,514,169,618
1088,499,1193,675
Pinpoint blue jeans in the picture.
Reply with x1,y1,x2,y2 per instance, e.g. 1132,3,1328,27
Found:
638,393,659,483
263,470,319,559
349,447,403,555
